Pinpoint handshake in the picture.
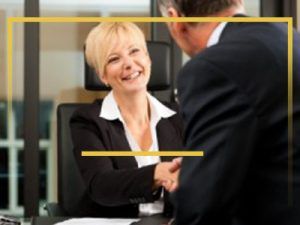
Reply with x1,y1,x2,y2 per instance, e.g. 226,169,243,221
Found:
154,157,182,192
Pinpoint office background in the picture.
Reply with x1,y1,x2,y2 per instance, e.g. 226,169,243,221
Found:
0,0,298,218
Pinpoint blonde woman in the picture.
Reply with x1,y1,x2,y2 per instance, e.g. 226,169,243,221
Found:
70,22,183,218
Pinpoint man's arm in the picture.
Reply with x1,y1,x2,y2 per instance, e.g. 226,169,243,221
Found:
175,58,258,225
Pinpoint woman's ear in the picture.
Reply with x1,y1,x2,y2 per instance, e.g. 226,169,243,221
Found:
99,72,109,87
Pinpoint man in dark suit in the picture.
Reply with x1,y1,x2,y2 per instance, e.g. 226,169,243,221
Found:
158,0,300,224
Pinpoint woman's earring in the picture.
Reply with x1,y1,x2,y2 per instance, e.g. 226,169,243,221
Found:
105,82,110,87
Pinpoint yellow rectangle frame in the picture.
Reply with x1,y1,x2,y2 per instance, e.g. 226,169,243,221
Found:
6,17,293,170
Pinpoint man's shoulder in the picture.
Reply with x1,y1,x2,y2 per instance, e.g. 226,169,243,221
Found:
182,23,285,70
188,22,286,72
221,22,287,41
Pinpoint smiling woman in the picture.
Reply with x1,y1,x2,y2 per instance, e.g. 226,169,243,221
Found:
69,22,184,217
85,22,153,150
86,23,151,95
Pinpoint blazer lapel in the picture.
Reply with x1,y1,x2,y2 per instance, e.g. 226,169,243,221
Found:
106,118,180,165
156,119,177,162
107,120,138,168
108,120,131,150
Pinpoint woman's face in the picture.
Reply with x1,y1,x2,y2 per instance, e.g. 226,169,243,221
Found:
101,40,151,95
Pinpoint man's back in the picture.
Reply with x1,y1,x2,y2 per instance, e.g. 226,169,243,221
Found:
176,22,300,225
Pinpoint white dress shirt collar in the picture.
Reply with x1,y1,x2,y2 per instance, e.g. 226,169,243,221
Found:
206,22,228,48
99,91,176,123
99,91,122,121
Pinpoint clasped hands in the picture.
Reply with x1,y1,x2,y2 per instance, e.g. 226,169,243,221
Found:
154,157,182,192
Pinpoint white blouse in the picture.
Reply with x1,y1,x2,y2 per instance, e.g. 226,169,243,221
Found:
99,91,176,216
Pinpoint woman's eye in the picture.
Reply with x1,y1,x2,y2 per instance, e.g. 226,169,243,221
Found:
130,48,140,54
107,57,119,64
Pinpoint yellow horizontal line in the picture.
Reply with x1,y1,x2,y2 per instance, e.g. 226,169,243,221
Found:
8,17,292,23
81,151,203,157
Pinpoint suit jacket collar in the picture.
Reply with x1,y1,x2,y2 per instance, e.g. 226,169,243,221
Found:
207,22,228,47
219,14,248,42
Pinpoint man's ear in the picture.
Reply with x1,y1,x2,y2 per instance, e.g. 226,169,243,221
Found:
169,20,189,40
166,7,189,38
167,7,179,18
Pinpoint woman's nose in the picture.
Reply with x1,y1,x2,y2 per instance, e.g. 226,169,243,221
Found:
123,56,134,70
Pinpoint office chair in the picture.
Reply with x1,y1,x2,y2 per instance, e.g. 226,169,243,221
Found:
45,41,172,216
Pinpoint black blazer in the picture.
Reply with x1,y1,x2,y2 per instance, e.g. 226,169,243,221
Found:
70,99,183,217
175,21,300,225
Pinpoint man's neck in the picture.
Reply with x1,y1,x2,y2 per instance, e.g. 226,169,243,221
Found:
188,6,246,56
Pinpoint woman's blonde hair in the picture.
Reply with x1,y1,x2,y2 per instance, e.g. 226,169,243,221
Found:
85,22,148,77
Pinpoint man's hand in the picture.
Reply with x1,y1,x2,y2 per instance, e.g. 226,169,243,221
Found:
163,157,182,192
154,158,182,192
169,157,182,173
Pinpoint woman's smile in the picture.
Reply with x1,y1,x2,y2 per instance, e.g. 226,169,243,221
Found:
122,71,142,81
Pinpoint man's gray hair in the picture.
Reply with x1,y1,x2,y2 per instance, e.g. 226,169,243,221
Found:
158,0,241,17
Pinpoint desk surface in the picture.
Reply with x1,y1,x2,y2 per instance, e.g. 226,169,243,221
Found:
31,215,170,225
